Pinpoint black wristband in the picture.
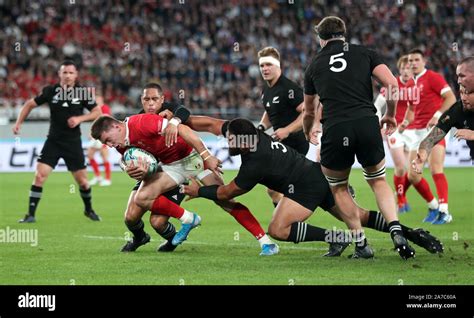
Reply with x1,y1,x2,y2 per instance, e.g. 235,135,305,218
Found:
174,106,191,123
257,124,266,131
198,185,219,200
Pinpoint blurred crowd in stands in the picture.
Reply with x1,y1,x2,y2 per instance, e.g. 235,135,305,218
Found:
1,0,472,120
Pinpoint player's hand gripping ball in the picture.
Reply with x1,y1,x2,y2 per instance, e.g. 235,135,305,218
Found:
120,147,159,176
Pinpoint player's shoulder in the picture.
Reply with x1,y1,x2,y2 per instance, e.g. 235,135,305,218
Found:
279,75,301,89
41,83,60,95
425,69,446,80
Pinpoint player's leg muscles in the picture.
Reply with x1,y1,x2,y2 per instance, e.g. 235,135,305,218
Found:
321,166,361,229
266,188,283,206
390,146,407,176
149,214,171,232
407,150,423,184
34,162,54,187
134,172,178,210
362,159,399,223
124,190,147,224
87,147,96,161
268,197,315,241
71,168,89,188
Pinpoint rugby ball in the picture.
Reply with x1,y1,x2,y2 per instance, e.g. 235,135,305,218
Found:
121,147,159,176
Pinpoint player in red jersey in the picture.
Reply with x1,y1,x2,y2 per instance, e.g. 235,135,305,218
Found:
405,49,456,224
87,93,112,186
91,112,279,254
374,55,418,213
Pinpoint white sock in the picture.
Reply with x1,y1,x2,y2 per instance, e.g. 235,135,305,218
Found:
439,203,449,213
179,210,194,224
258,234,272,247
427,198,439,210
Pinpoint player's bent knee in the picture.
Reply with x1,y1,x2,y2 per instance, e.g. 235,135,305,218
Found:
150,216,168,232
267,222,287,241
124,204,145,224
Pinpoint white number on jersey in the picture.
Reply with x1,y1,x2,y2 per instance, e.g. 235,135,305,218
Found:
329,53,347,73
270,141,287,153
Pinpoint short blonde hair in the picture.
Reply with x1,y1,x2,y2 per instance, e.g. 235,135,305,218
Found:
397,55,409,70
257,47,281,61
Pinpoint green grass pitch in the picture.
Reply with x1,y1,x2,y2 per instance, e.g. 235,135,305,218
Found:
0,168,472,285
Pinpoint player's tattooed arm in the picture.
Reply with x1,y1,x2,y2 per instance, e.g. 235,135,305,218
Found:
419,127,447,155
412,127,447,173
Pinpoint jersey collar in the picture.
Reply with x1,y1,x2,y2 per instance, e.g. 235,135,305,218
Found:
414,68,427,82
124,117,130,146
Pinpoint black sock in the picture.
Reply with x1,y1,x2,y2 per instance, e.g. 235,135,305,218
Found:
80,187,93,213
155,222,176,241
28,185,43,216
388,220,403,240
288,222,328,243
125,219,145,240
367,211,411,235
352,231,367,248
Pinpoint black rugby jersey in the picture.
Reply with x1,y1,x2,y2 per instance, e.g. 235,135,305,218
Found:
304,41,384,129
34,84,97,139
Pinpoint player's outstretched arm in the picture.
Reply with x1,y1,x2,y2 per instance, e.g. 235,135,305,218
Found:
186,115,226,136
412,126,447,173
12,99,38,135
182,179,248,201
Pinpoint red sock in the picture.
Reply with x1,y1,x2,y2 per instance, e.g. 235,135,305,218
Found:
413,178,435,203
104,161,111,180
393,175,406,204
229,203,266,240
432,173,448,204
89,158,100,176
151,195,184,219
402,173,411,195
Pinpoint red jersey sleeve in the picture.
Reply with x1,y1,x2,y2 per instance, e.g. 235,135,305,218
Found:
430,71,450,96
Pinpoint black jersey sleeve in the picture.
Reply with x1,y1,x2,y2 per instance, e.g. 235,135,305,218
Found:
436,102,462,133
33,85,55,105
174,105,191,123
234,164,261,191
303,65,317,95
368,48,384,72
